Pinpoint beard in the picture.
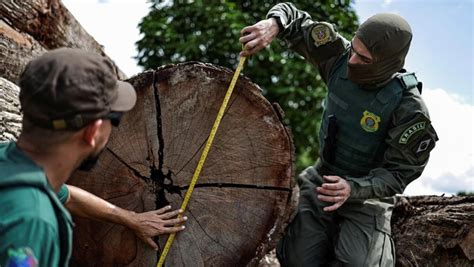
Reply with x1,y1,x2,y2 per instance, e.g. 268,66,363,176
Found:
78,149,104,171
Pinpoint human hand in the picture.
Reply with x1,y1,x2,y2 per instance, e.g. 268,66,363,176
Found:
315,175,351,212
128,206,187,250
239,18,279,57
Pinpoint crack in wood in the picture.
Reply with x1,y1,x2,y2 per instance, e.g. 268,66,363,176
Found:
181,183,291,192
106,147,148,181
151,72,183,206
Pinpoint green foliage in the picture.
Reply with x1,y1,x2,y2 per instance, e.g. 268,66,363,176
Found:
136,0,359,172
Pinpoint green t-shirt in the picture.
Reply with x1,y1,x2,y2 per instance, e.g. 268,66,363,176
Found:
0,142,73,267
57,183,70,204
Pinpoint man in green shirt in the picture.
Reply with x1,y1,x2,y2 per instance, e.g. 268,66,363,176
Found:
0,48,186,267
240,3,438,266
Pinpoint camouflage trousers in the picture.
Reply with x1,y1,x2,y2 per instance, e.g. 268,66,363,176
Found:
277,166,396,267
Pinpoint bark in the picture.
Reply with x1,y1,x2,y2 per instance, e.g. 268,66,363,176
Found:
0,0,125,83
67,62,297,266
0,78,21,142
392,196,474,267
0,21,47,84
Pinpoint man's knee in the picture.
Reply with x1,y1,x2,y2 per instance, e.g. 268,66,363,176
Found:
276,211,334,267
336,226,394,267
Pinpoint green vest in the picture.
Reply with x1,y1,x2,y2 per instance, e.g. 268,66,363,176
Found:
0,142,73,267
319,53,419,176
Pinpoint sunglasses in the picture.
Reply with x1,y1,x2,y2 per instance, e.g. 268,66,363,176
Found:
104,111,123,127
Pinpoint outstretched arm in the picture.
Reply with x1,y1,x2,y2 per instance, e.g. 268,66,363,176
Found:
63,185,186,250
239,3,348,82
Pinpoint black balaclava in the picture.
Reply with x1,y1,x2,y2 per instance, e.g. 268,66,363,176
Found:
347,13,412,87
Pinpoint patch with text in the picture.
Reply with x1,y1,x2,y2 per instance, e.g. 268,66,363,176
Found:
399,121,426,144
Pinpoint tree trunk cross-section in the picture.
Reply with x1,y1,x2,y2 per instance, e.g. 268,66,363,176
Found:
68,62,297,267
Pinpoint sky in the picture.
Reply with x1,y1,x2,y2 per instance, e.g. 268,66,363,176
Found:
62,0,473,196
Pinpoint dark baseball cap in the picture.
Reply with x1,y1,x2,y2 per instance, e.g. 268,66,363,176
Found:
19,48,137,130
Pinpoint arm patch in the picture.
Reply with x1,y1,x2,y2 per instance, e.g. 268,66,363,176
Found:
395,113,438,160
311,22,337,47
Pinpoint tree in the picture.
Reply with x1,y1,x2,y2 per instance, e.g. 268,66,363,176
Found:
136,0,359,172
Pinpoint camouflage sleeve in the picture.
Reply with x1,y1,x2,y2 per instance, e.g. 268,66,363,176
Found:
266,2,350,82
346,88,439,199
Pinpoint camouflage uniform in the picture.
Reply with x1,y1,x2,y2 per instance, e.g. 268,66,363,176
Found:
268,3,438,266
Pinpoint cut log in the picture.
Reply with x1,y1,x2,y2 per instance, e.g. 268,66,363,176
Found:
0,64,473,266
0,0,125,83
0,21,47,84
67,62,297,266
392,196,474,266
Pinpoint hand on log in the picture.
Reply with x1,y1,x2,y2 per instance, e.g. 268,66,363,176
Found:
127,206,187,251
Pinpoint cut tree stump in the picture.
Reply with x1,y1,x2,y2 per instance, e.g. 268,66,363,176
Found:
67,62,297,267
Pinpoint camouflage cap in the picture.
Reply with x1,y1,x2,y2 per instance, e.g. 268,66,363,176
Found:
19,48,136,130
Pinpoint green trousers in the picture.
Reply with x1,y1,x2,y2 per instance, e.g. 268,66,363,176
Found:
277,166,395,267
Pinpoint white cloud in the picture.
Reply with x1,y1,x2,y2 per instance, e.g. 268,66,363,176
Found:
62,0,149,77
404,88,474,195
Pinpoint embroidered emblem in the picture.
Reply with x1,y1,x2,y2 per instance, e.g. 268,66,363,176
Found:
360,110,380,132
416,138,432,153
399,121,426,144
6,247,38,267
311,24,331,47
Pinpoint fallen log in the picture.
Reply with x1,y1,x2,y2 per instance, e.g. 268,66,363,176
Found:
0,21,47,84
0,0,125,83
392,196,474,266
67,62,297,266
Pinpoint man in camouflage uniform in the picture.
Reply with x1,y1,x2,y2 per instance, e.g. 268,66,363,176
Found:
240,3,438,266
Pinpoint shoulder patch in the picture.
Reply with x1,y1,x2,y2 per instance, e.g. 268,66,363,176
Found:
6,247,38,267
397,72,418,90
311,23,333,47
399,121,426,144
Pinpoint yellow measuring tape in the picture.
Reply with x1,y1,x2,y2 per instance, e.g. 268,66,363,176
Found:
157,55,247,267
